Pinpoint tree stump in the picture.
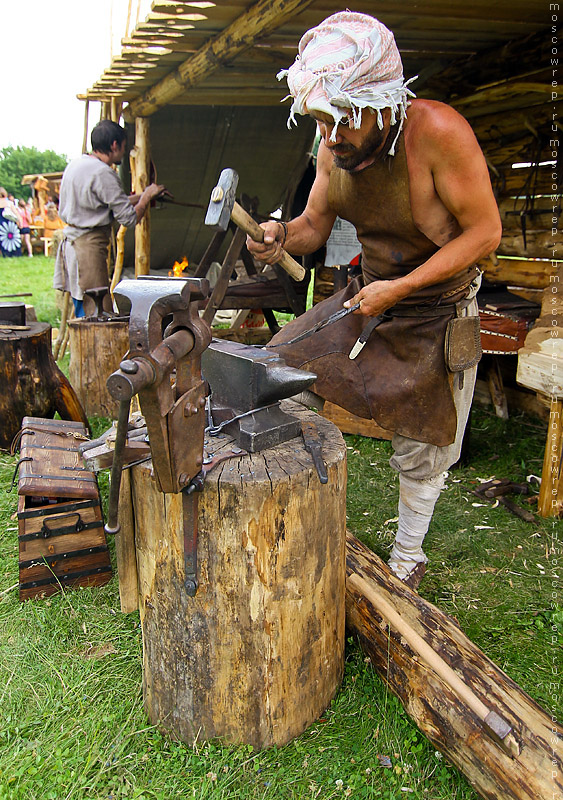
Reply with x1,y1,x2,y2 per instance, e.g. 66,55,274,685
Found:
129,404,347,749
346,532,563,800
0,322,87,451
68,319,130,419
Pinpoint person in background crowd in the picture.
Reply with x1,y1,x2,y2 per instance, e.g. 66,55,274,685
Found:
0,187,22,257
18,199,33,257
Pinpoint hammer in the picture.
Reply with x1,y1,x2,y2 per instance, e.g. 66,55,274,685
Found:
204,168,305,281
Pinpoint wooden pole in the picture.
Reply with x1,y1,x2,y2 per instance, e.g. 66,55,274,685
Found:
346,532,563,800
538,399,563,516
111,225,128,295
123,0,317,120
53,291,71,361
82,100,90,155
134,117,151,276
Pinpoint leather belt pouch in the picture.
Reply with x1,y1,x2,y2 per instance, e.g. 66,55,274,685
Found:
444,314,482,372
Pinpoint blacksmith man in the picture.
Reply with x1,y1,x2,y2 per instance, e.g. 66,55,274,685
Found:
247,11,501,589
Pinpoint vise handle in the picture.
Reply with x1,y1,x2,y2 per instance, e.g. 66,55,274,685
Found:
106,327,195,401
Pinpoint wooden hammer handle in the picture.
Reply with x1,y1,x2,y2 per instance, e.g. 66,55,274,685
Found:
231,202,306,281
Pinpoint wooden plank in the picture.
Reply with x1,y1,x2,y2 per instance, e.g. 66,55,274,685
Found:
321,401,393,440
517,347,563,397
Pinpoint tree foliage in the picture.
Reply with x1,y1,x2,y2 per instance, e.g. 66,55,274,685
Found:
0,146,68,199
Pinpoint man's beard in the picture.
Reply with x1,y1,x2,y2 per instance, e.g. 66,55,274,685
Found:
332,123,388,171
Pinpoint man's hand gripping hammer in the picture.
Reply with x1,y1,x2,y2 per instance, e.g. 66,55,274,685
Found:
204,168,305,281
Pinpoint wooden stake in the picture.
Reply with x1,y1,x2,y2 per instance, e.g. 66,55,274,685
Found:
53,291,71,361
134,117,151,276
111,225,128,295
538,398,563,516
115,468,139,613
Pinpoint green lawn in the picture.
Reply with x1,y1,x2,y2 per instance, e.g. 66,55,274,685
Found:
0,256,561,799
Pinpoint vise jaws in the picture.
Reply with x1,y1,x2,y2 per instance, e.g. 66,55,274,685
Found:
101,276,318,596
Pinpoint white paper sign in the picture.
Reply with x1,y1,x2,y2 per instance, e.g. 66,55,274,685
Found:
324,217,361,266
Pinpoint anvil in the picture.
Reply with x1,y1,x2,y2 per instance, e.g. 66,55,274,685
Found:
202,339,317,452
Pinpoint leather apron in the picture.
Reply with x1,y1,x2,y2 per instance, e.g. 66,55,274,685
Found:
269,134,478,447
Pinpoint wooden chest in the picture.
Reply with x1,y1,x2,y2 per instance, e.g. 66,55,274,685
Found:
17,417,112,601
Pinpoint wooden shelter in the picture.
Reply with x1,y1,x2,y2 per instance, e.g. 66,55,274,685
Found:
80,2,561,508
80,1,554,274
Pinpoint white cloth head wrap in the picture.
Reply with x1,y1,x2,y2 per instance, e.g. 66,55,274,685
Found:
277,12,417,156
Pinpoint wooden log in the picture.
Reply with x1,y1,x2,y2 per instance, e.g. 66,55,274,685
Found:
68,319,130,419
130,404,346,749
498,230,563,259
0,323,88,451
345,532,563,800
478,256,553,289
123,0,317,120
134,116,151,276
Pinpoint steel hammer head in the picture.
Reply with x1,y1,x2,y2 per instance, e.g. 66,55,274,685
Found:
204,168,239,231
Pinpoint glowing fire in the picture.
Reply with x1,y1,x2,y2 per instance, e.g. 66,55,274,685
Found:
169,256,189,277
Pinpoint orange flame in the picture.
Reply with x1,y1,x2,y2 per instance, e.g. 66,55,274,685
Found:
168,256,189,277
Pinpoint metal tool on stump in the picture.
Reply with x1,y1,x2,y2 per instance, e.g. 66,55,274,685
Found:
204,168,306,281
82,286,128,322
202,338,317,452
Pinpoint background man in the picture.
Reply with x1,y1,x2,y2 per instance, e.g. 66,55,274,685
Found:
54,119,165,316
247,12,502,589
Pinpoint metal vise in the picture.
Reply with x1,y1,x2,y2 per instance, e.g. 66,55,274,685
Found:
104,276,211,533
202,339,317,452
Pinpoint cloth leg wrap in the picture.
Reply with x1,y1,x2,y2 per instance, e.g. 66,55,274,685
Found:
388,472,445,580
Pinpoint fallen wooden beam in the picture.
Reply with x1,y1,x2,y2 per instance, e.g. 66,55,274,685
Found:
345,532,563,800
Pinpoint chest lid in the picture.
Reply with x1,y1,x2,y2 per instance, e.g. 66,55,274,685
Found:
17,417,98,500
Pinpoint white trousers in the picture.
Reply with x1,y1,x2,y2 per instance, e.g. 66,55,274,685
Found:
387,294,479,578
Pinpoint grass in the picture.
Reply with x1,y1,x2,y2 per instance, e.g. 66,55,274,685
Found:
0,257,561,799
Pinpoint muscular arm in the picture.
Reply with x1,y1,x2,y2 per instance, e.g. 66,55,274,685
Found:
246,142,337,263
348,103,502,316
